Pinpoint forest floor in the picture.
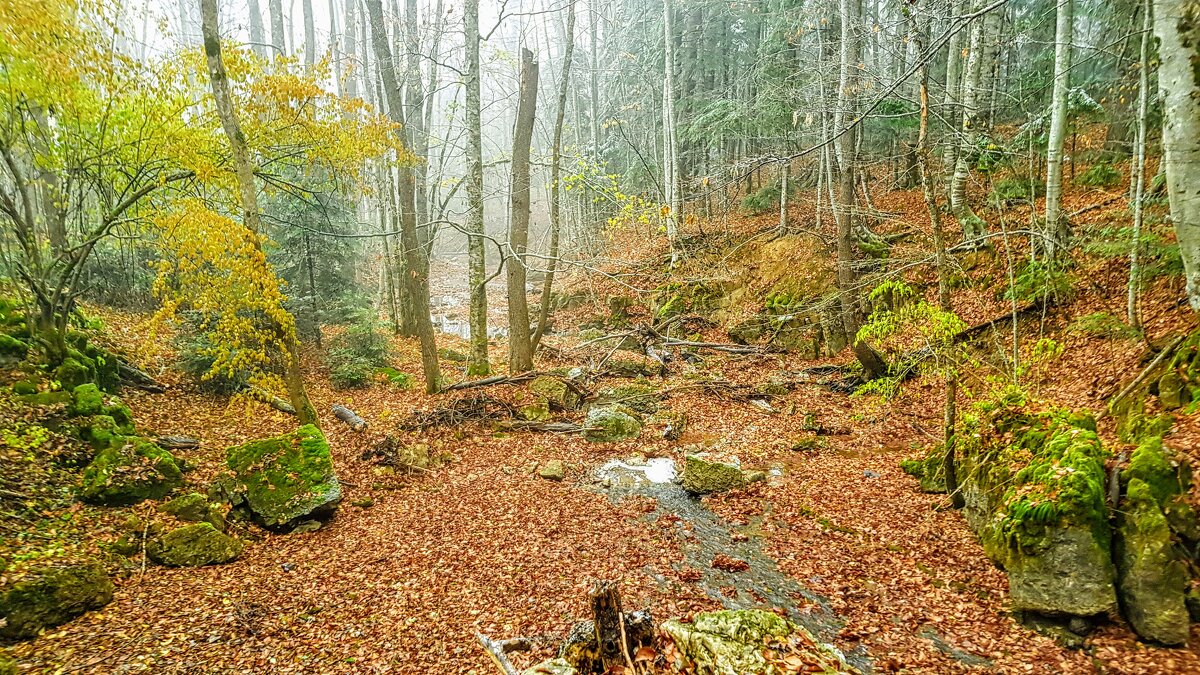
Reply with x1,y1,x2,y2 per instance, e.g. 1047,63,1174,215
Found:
5,306,1199,673
6,178,1200,673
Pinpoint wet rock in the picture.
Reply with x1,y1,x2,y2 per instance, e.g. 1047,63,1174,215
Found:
680,454,745,495
597,382,661,414
226,424,341,529
0,561,113,639
539,460,565,481
147,522,244,567
660,609,850,675
1003,525,1117,617
583,406,642,443
521,658,577,675
1115,478,1190,645
79,438,183,506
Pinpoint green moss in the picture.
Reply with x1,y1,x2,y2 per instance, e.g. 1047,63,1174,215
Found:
79,439,183,506
529,376,580,410
900,447,946,493
226,424,341,528
0,561,114,639
70,383,103,416
54,356,92,391
651,281,724,319
146,522,243,567
680,454,746,495
10,379,38,395
0,333,29,358
160,493,212,521
104,400,134,431
17,391,72,407
1124,438,1185,506
1115,479,1190,645
599,382,660,414
75,414,123,449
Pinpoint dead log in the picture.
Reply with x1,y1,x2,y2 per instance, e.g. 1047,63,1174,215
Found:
590,581,635,672
247,386,296,415
499,420,587,434
332,405,368,431
117,361,166,393
157,436,200,450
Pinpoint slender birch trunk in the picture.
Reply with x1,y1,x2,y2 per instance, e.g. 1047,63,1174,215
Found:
663,0,681,262
1043,0,1074,260
199,0,318,425
1128,0,1152,328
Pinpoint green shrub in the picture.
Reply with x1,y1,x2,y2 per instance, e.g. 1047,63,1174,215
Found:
375,366,412,388
741,179,794,215
1002,261,1074,304
1075,162,1122,188
326,321,392,390
988,176,1044,206
176,332,248,395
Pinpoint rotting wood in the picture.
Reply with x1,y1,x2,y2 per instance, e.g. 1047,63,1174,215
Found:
156,436,200,450
1109,334,1185,410
117,361,166,392
475,632,518,675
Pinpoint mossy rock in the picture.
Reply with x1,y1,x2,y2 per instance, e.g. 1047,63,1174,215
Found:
538,459,565,481
520,401,553,421
70,383,103,416
82,344,121,392
660,609,851,675
1122,437,1197,540
680,454,747,495
998,525,1118,617
0,561,114,640
0,334,29,359
160,493,213,522
899,448,946,493
1115,479,1190,645
73,414,126,450
226,424,342,529
583,406,642,443
598,382,661,414
438,348,468,362
10,379,38,395
651,281,725,320
79,439,183,506
104,400,134,430
529,376,580,410
146,522,244,567
54,355,93,391
728,318,767,344
1187,586,1200,622
17,391,72,407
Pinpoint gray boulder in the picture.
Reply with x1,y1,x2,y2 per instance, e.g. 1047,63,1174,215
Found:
147,523,244,567
583,406,642,443
1116,479,1190,645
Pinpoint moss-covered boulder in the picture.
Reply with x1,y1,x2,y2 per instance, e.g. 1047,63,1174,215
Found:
146,523,243,567
10,379,38,395
0,561,113,639
651,281,725,320
962,408,1117,617
70,383,104,416
226,424,341,529
160,492,225,530
660,609,851,675
79,439,183,506
17,391,72,407
73,414,125,450
1115,479,1190,645
54,355,93,391
680,454,747,495
583,406,642,443
597,382,661,414
0,334,28,359
529,376,580,410
1122,437,1198,540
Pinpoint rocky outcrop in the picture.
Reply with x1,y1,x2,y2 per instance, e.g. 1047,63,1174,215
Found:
147,523,244,567
226,424,341,529
660,609,852,675
1115,479,1190,645
596,382,661,414
583,407,642,443
529,376,581,410
0,561,114,639
79,439,183,506
960,409,1117,618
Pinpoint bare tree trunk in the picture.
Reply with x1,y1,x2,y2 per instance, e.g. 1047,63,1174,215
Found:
249,0,267,58
343,0,358,99
302,0,315,67
533,0,577,353
507,48,539,373
1129,0,1152,328
662,0,680,262
834,0,860,338
778,162,789,236
940,0,965,191
269,0,286,55
1154,0,1200,310
1043,0,1074,260
589,0,601,157
911,3,962,508
464,0,490,375
406,0,430,252
199,0,318,426
949,1,990,243
365,0,442,392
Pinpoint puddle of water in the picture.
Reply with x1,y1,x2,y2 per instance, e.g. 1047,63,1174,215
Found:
597,458,677,486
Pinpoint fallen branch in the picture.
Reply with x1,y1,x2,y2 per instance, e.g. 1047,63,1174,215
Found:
475,633,519,675
332,405,368,431
499,420,589,434
1109,334,1185,410
442,372,539,392
247,386,296,415
156,436,200,450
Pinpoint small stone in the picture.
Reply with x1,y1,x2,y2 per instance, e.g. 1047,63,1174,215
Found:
538,460,565,481
680,454,745,495
351,498,375,508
